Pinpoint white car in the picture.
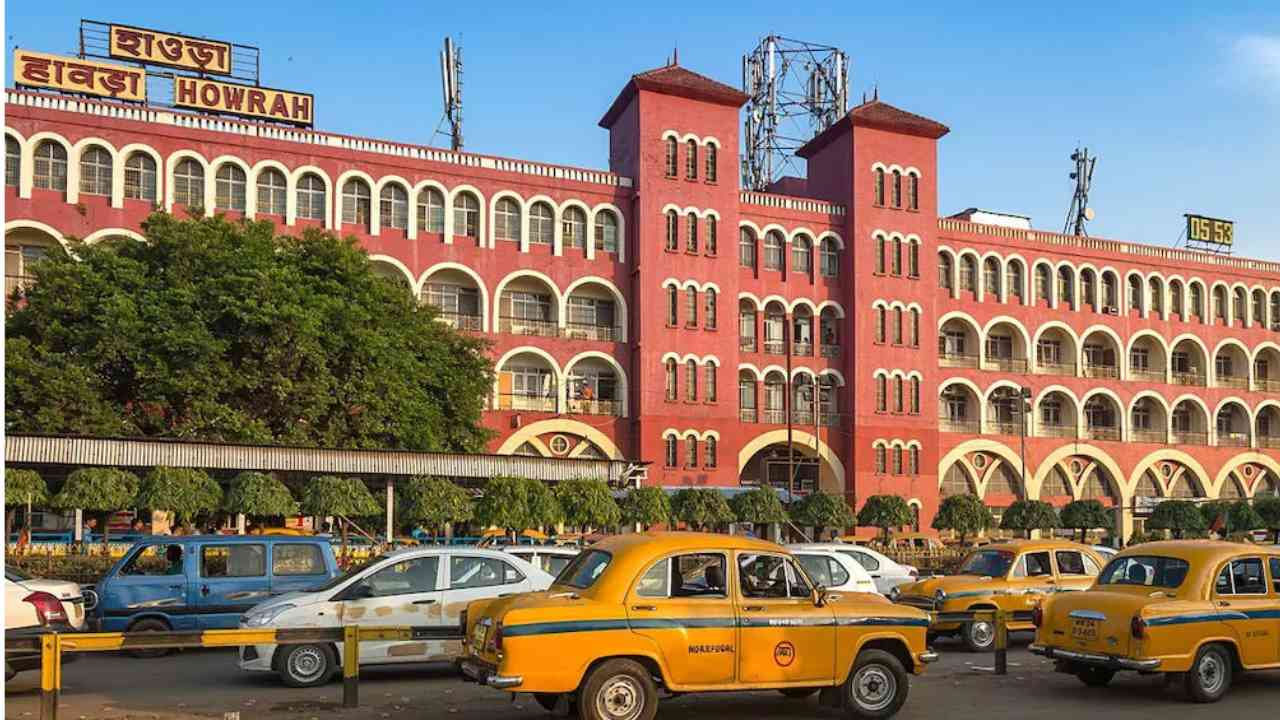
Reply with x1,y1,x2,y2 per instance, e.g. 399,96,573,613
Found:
1091,544,1118,560
238,547,554,686
5,569,87,631
789,543,918,595
5,572,84,681
502,545,579,577
789,547,879,595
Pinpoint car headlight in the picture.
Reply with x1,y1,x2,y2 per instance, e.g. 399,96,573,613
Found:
243,603,295,627
933,589,948,604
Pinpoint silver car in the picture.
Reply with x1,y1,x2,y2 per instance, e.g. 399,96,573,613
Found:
788,543,918,594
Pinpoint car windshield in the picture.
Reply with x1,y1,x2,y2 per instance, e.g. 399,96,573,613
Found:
312,553,386,593
958,550,1015,577
1097,555,1191,589
553,549,611,590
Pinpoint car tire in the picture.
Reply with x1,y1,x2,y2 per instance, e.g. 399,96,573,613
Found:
778,688,819,699
277,643,336,688
1183,644,1232,703
961,618,996,653
125,618,174,659
843,648,909,719
578,658,658,720
1076,666,1115,688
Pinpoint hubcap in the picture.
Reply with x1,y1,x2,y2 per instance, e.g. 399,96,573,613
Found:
851,663,897,712
290,647,325,681
1197,653,1225,695
969,621,994,648
595,674,644,720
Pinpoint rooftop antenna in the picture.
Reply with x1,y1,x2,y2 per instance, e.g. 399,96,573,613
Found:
741,34,849,191
436,37,463,152
1063,146,1097,236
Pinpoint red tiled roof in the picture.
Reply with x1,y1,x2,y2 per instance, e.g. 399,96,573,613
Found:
797,99,949,158
599,64,749,128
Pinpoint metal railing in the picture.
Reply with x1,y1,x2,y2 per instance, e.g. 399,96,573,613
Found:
563,322,618,342
1171,430,1209,445
793,341,814,357
763,340,786,355
739,408,758,423
1036,423,1077,439
1082,364,1119,379
1217,432,1250,447
1171,372,1206,387
1035,362,1077,376
1215,376,1249,390
434,311,484,332
791,410,814,425
982,357,1028,373
983,420,1021,436
739,337,757,352
1256,379,1280,393
565,398,622,416
1258,435,1280,449
1129,369,1165,383
819,412,839,427
940,418,980,433
1130,429,1167,443
1083,425,1121,442
820,344,841,358
498,316,558,337
496,393,557,412
761,409,786,424
938,352,979,369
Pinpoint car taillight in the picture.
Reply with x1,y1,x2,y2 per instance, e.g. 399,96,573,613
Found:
1130,615,1146,639
493,622,504,652
1031,604,1043,628
24,592,67,625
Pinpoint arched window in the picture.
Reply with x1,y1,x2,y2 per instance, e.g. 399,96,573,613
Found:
4,136,19,187
1233,288,1247,326
495,197,522,242
983,258,1000,298
379,184,409,230
417,188,445,233
664,434,677,466
910,378,921,414
1189,284,1204,320
909,308,920,347
739,228,757,269
873,167,885,206
215,164,247,211
664,359,678,400
172,158,204,207
706,216,718,255
123,153,157,201
1149,278,1164,316
704,363,717,401
665,210,679,251
893,307,904,344
664,137,678,177
875,375,887,412
78,146,112,196
296,174,327,221
685,434,698,467
876,235,887,274
763,232,784,271
820,238,839,278
875,306,887,343
686,212,698,253
894,377,905,413
1128,275,1143,313
938,253,953,289
891,237,903,275
704,289,717,329
893,446,903,474
960,256,977,294
1213,286,1228,323
33,141,68,191
907,173,919,210
529,202,555,245
685,287,698,327
705,436,718,467
1057,267,1075,308
562,206,587,249
593,210,618,253
792,235,812,274
1251,290,1265,328
685,139,698,180
685,359,698,401
256,168,287,216
908,239,919,278
1007,261,1023,300
341,178,371,228
452,192,480,238
705,143,718,182
665,286,678,326
909,446,920,474
875,444,887,473
891,169,902,208
1170,281,1184,316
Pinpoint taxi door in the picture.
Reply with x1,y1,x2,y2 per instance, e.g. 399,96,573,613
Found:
339,554,447,663
734,551,834,685
1212,556,1275,667
626,551,736,687
1052,549,1101,593
1007,550,1056,611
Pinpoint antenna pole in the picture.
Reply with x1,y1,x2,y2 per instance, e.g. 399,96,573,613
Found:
1063,147,1097,236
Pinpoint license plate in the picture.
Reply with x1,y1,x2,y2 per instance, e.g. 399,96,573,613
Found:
471,620,490,648
1071,619,1098,641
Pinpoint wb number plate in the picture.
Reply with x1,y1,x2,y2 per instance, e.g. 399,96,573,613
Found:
1071,619,1098,641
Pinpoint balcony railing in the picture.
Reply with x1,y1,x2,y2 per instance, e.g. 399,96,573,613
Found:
763,340,786,355
1171,430,1209,445
761,409,786,424
1129,369,1165,383
435,311,484,332
793,342,814,357
1083,425,1121,442
1258,434,1280,449
819,412,839,427
791,410,815,425
739,408,758,423
940,418,980,433
497,393,557,412
499,316,558,337
1082,364,1119,379
740,336,757,352
1037,423,1078,439
1171,372,1206,387
1035,362,1077,376
566,398,622,416
1217,431,1250,447
939,352,979,369
983,420,1022,436
1215,375,1249,390
1256,379,1280,393
1130,429,1167,443
982,357,1028,373
563,322,618,342
820,344,841,358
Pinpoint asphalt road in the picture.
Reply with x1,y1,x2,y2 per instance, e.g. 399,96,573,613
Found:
6,635,1280,719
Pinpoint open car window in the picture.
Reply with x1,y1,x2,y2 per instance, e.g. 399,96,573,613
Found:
1097,556,1190,589
738,553,811,599
635,553,727,599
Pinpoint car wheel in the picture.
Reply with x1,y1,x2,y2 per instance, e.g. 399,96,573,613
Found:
278,643,335,688
778,688,819,699
125,618,174,659
961,618,996,653
1076,666,1115,688
1183,644,1232,703
843,649,909,719
578,658,657,720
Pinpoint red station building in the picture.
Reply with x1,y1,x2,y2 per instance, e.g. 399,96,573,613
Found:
6,60,1280,539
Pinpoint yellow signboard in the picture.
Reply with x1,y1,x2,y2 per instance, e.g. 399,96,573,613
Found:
173,77,314,127
109,24,232,75
13,50,146,101
1186,214,1233,247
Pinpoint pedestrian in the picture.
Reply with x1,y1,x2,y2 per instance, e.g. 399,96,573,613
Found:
130,518,147,536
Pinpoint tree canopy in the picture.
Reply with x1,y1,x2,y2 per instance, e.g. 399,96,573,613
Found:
299,476,381,519
671,488,735,531
1148,500,1207,539
397,476,473,539
1255,496,1280,541
50,468,140,546
856,495,914,544
1000,499,1060,536
790,493,855,538
474,477,535,535
5,469,49,508
729,487,790,525
555,478,621,531
931,495,994,545
1225,501,1264,536
222,471,300,519
1059,500,1112,542
134,467,223,527
5,214,493,452
522,478,563,530
619,487,672,529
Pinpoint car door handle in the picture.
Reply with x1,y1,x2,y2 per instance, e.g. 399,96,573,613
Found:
630,605,656,611
743,605,766,612
413,599,437,605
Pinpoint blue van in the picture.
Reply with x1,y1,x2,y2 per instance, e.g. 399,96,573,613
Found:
92,535,339,633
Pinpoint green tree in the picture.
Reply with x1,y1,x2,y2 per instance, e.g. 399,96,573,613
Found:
931,495,994,546
222,471,300,526
1000,499,1060,538
300,476,381,555
50,468,140,548
1148,500,1208,539
671,488,735,532
134,467,223,532
1255,496,1280,542
397,476,473,541
1059,500,1112,543
729,487,789,538
522,478,563,532
1198,500,1232,536
555,478,621,532
473,476,531,538
1226,501,1264,537
5,214,493,452
619,487,672,530
5,469,49,543
856,495,914,545
790,492,855,540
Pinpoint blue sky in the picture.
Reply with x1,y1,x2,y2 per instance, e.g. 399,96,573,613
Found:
6,1,1279,260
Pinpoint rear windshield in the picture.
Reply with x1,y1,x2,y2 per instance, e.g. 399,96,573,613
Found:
1098,556,1191,589
958,550,1015,577
554,549,612,590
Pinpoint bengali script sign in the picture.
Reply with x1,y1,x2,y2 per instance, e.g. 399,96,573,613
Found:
109,24,232,75
173,77,314,126
13,50,146,101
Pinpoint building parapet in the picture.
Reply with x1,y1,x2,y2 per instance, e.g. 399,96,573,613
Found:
938,217,1280,275
740,191,846,217
5,89,634,189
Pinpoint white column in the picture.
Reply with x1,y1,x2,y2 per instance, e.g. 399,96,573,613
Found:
385,478,395,543
236,513,246,535
73,509,83,542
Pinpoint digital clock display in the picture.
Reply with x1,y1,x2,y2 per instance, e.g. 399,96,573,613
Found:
1186,214,1233,247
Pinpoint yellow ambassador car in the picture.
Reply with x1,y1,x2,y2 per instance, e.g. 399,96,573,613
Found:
458,532,936,720
891,539,1106,651
1031,541,1280,702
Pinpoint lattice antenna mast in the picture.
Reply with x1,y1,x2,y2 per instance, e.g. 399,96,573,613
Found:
437,37,463,151
1063,147,1097,236
741,35,848,191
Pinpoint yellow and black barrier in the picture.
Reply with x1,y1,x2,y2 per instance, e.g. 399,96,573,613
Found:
6,625,439,720
930,609,1035,676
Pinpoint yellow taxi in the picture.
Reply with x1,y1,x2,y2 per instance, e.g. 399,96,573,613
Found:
891,539,1105,651
1031,540,1280,702
457,531,935,719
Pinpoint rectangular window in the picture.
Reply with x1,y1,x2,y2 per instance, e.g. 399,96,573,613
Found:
272,544,327,576
1130,348,1149,372
201,544,266,578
